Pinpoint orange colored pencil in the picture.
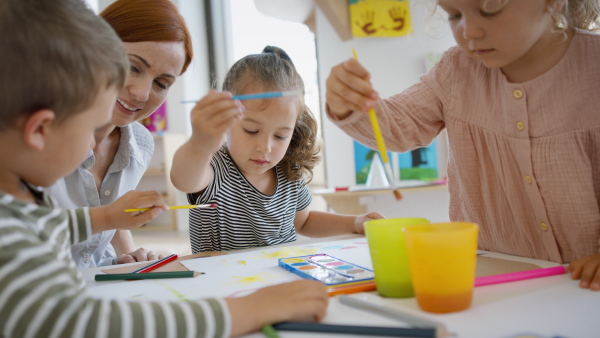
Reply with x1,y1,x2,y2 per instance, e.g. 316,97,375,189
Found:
327,281,376,297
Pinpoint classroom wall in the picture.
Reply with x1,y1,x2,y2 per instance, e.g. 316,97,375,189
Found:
94,0,456,223
314,2,457,220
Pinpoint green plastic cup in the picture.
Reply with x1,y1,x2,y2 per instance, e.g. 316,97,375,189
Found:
364,218,430,298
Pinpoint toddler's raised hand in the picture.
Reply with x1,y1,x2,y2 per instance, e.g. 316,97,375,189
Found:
325,58,379,119
225,280,328,337
90,190,168,234
568,253,600,291
353,211,385,234
189,90,245,154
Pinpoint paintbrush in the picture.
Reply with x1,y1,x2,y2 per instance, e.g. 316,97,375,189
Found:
124,203,217,212
181,90,303,104
352,49,402,201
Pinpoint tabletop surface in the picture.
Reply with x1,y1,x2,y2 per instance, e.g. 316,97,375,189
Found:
83,234,600,338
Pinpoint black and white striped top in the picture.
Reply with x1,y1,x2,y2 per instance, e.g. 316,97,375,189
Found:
0,187,230,338
188,146,312,253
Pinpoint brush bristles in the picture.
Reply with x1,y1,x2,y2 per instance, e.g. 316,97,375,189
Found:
392,189,403,201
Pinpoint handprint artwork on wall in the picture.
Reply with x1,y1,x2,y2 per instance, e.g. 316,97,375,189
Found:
349,0,412,38
355,10,377,35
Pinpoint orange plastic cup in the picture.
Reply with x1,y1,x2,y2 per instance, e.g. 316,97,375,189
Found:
404,222,479,313
364,218,430,298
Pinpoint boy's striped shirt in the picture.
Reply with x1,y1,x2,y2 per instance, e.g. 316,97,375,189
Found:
0,189,230,338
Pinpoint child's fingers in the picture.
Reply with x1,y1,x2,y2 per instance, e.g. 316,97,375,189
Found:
342,58,372,81
577,259,600,289
338,59,378,99
191,97,243,136
117,254,136,264
207,105,244,130
327,67,377,114
327,89,366,115
568,260,584,279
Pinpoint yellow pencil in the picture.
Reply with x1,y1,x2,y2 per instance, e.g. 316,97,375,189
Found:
124,203,217,212
352,49,402,201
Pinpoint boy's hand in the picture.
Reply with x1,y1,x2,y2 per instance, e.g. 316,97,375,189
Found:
353,211,385,234
325,58,379,119
189,90,245,154
90,190,168,234
225,280,328,337
116,247,164,264
568,253,600,290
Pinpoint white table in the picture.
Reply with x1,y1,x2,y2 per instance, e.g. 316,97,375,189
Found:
83,234,600,338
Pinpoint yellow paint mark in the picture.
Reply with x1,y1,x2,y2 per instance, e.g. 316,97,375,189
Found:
229,272,279,285
252,247,318,260
155,281,187,300
237,260,247,265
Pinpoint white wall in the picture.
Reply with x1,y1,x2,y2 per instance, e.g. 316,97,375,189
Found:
314,2,456,220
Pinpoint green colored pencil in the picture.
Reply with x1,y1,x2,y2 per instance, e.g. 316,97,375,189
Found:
95,271,197,281
261,324,281,338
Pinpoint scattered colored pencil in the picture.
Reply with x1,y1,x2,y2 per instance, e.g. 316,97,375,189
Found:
181,90,303,104
273,321,445,337
339,295,446,329
124,203,217,212
261,324,281,338
328,281,376,297
352,48,401,201
475,266,566,287
130,254,178,274
95,271,200,281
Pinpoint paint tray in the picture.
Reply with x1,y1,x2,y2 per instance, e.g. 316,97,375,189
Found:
278,254,374,286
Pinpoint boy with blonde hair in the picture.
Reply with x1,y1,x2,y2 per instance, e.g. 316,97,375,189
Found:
0,0,327,337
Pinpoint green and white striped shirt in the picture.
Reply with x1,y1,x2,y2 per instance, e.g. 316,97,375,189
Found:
0,188,231,338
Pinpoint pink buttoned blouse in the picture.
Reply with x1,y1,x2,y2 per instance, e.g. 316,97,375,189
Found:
330,29,600,264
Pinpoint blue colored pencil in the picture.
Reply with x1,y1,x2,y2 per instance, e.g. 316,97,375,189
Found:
181,90,302,104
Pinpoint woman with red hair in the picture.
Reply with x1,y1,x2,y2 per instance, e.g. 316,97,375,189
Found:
48,0,193,268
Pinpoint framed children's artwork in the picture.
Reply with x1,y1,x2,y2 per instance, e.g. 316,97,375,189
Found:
397,139,438,180
140,101,167,135
354,141,388,184
353,141,438,184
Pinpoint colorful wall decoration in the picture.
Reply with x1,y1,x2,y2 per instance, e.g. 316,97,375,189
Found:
349,0,412,38
140,101,167,135
353,141,438,184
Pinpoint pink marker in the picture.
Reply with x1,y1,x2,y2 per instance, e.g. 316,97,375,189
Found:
475,266,566,287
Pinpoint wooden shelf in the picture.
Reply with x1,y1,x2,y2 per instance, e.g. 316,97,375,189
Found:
313,183,447,215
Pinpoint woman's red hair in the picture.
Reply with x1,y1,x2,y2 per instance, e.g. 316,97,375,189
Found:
100,0,193,74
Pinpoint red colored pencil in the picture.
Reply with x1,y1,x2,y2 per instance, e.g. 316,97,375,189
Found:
131,254,178,274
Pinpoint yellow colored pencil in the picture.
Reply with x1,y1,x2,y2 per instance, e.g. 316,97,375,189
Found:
124,203,217,212
352,49,402,200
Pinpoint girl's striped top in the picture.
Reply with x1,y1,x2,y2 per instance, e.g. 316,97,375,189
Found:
0,187,231,338
188,146,312,253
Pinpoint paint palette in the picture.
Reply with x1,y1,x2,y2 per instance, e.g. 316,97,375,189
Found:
278,254,374,286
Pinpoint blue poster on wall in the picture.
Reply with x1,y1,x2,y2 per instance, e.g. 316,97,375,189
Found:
353,140,438,184
397,139,438,180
